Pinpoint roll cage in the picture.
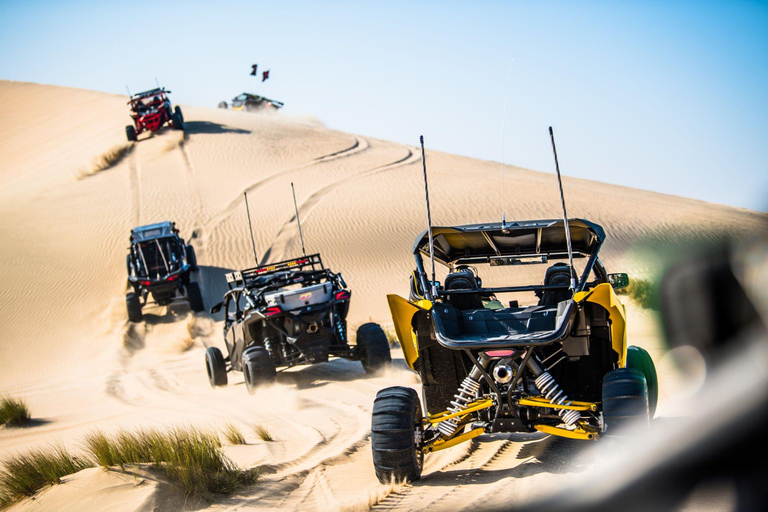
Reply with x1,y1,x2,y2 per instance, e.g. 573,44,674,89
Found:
214,254,346,314
411,219,606,302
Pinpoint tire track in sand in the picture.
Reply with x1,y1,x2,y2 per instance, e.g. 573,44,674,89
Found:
259,143,418,264
199,135,369,239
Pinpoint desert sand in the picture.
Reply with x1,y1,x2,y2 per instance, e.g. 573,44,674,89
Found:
0,80,766,510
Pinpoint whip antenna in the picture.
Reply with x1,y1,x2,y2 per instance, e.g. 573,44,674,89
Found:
420,136,437,298
125,85,132,96
500,57,513,229
243,192,259,265
548,126,576,291
291,182,307,258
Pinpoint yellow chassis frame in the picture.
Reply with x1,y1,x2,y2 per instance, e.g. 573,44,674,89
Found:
421,395,600,452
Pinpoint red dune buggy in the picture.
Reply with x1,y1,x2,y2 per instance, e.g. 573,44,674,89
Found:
125,87,184,141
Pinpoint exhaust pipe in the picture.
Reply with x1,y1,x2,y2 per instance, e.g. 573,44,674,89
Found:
493,362,514,384
307,322,320,334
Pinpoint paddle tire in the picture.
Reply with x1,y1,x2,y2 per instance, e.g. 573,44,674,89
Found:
371,386,424,484
126,291,143,322
186,244,198,271
243,346,276,394
174,106,184,124
218,101,228,109
205,347,228,387
602,368,650,436
126,125,137,142
172,112,184,130
626,345,659,418
357,323,391,374
187,282,204,312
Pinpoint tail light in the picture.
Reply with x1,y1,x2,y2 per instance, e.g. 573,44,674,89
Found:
485,349,516,358
167,274,179,282
335,290,350,301
264,306,282,317
139,280,151,286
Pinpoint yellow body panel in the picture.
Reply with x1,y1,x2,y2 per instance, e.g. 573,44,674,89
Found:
519,396,598,412
534,424,598,441
425,428,485,453
387,294,430,371
574,283,627,367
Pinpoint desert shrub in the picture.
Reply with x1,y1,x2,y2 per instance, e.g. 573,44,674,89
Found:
0,446,92,509
615,278,658,309
0,397,30,426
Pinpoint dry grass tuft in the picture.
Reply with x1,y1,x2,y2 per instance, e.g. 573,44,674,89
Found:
0,445,92,509
221,424,247,445
84,427,259,498
253,424,273,442
0,397,30,427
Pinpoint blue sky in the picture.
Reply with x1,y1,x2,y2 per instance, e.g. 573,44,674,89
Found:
1,1,766,211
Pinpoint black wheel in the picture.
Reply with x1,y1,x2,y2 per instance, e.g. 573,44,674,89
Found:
126,291,143,322
187,282,204,313
371,386,423,484
218,101,228,109
174,106,184,123
205,347,228,387
186,244,198,271
172,112,184,131
243,346,276,394
125,125,137,142
626,345,658,419
602,368,650,437
126,254,133,276
357,323,391,374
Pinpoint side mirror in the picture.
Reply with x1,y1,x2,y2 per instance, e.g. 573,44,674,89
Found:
210,301,224,314
608,273,630,290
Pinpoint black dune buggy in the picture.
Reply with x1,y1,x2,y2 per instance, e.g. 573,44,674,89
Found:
205,254,391,394
125,87,184,142
217,93,284,112
376,219,658,483
126,221,204,322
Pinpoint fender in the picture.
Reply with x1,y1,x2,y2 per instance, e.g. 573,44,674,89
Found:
574,283,627,367
387,295,431,371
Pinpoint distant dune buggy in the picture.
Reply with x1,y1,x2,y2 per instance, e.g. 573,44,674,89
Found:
126,221,203,322
373,219,658,483
217,93,284,112
125,87,184,141
206,254,391,394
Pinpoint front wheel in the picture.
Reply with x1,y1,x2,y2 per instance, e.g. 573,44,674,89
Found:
205,347,228,387
187,282,204,312
218,101,228,109
357,323,391,374
602,368,650,437
626,345,658,419
243,346,276,394
371,386,423,484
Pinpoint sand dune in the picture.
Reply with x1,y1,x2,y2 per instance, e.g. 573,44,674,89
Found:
0,80,766,510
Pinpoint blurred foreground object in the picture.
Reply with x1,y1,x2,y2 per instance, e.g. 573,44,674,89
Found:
512,240,768,511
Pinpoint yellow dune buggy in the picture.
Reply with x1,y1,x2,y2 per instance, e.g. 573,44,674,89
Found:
372,219,658,483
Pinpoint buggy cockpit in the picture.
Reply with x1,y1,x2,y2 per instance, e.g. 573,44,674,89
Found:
408,219,610,349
